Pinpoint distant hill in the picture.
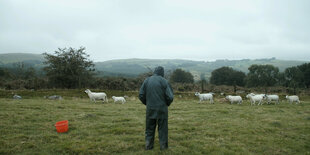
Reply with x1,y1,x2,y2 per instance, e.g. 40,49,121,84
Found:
94,57,308,80
0,53,308,80
94,59,197,77
0,53,45,68
0,53,44,64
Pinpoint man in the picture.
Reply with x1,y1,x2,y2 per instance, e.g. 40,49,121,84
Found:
139,66,174,150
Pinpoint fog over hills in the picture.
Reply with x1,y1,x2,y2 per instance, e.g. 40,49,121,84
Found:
0,53,308,80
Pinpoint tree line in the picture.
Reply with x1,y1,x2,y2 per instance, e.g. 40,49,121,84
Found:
209,64,310,94
0,47,309,94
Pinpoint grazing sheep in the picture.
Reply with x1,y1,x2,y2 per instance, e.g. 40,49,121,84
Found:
286,95,300,104
44,95,63,100
225,95,242,104
13,95,22,99
246,93,265,105
195,92,214,104
84,89,108,103
264,95,279,104
246,93,256,98
112,96,126,104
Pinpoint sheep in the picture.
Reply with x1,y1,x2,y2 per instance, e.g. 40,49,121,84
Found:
84,89,108,103
225,95,242,104
13,94,22,99
195,92,214,104
246,93,256,98
264,95,279,104
246,93,265,98
44,95,63,100
246,93,265,105
286,95,300,104
112,96,126,104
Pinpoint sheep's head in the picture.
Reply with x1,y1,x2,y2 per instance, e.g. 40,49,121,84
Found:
84,89,90,94
194,92,200,96
112,96,115,99
286,95,288,99
246,93,254,98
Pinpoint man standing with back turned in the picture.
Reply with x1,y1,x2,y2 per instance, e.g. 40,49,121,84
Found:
139,66,174,150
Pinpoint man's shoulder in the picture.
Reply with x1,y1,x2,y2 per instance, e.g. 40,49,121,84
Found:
151,75,168,82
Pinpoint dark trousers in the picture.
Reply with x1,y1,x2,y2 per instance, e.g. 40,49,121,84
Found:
145,118,168,150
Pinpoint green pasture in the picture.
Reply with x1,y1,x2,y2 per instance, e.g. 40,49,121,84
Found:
0,90,309,154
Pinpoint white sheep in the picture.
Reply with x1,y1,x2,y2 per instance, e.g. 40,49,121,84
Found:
44,95,63,100
246,93,265,105
265,95,279,104
195,92,214,104
225,95,242,104
286,95,300,104
13,94,22,99
84,89,108,103
112,96,126,104
246,93,256,98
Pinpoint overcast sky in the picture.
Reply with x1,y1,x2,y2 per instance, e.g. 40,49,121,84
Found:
0,0,309,62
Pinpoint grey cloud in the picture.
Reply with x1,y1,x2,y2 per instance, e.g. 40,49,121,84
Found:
0,0,309,61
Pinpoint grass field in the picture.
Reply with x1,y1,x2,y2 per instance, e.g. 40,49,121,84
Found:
0,92,309,154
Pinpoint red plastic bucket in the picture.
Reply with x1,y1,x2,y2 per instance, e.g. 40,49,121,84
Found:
55,120,68,133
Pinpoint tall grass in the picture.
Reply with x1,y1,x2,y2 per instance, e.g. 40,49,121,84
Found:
0,93,309,154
